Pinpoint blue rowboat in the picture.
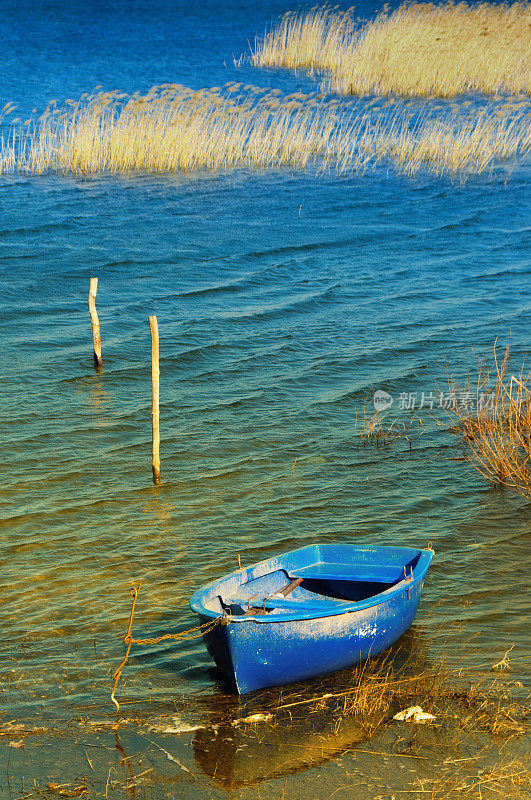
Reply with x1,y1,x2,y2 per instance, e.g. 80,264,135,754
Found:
190,543,432,694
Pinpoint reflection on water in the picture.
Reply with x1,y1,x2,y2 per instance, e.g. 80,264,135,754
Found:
190,629,430,788
193,705,368,789
75,374,113,416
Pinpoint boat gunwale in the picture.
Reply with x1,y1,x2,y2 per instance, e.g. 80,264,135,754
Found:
190,544,432,624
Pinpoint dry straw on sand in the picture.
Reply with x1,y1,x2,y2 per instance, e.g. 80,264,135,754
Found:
252,2,531,97
446,343,530,497
0,85,529,178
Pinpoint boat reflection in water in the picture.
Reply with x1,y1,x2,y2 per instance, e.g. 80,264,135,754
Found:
193,706,367,789
193,628,429,789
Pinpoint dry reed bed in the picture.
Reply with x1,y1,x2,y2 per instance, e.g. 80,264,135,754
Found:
259,639,530,798
252,2,531,97
0,84,529,178
446,343,530,497
291,645,528,742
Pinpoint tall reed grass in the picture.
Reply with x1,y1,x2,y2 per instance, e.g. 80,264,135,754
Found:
0,85,529,178
446,343,530,497
252,3,531,97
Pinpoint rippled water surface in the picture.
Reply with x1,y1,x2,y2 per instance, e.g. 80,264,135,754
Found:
0,0,529,795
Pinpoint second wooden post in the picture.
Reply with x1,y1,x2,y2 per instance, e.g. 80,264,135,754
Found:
149,315,161,485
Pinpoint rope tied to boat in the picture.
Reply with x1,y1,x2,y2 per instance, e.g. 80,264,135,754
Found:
110,583,226,712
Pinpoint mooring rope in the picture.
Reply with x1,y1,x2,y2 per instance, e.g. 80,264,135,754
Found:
110,583,224,712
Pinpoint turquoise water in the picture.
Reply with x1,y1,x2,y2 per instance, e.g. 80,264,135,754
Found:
0,0,529,792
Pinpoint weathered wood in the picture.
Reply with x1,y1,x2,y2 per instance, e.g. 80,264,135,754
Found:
149,315,161,485
88,278,103,370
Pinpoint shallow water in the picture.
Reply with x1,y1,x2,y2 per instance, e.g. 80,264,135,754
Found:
0,0,529,796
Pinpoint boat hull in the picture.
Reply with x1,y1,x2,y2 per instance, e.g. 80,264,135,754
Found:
191,543,432,694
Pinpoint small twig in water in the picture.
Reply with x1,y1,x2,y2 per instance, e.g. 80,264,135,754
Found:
492,645,514,672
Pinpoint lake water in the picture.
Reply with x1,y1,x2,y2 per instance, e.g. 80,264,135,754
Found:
0,0,529,796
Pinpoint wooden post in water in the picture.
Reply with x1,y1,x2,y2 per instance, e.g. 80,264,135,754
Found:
88,278,103,371
149,315,161,485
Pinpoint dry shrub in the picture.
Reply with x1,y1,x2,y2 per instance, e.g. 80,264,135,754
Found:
0,85,529,178
252,2,531,97
446,343,531,497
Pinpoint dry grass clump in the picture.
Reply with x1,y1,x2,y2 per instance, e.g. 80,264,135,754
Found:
446,343,530,497
355,407,426,448
267,636,528,745
0,84,362,176
345,659,526,742
252,2,531,97
251,6,359,72
0,85,529,178
381,102,531,175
